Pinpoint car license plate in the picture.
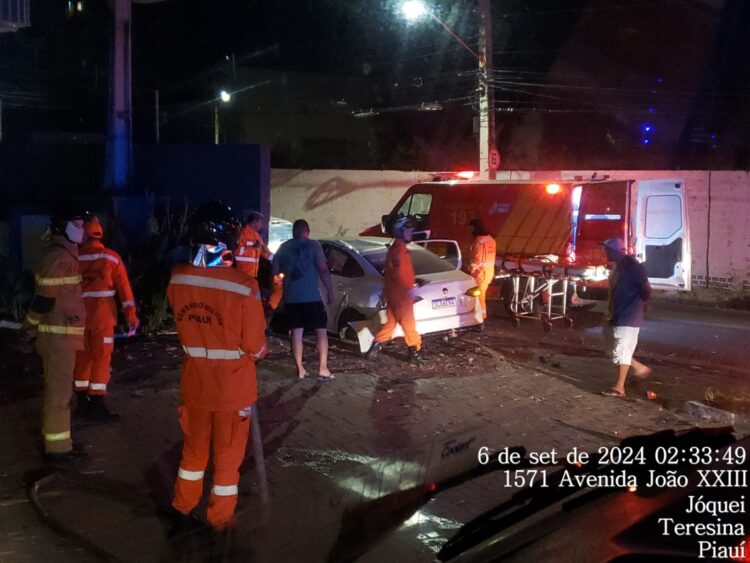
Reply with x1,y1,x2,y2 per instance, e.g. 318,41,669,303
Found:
431,296,456,310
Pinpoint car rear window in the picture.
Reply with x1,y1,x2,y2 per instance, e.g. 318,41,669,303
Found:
362,244,455,275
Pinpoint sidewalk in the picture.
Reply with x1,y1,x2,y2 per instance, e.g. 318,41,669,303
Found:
0,332,699,562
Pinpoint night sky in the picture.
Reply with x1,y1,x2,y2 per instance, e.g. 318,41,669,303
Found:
1,0,748,169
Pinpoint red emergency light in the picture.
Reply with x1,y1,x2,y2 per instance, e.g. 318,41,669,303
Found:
545,183,561,195
456,171,476,180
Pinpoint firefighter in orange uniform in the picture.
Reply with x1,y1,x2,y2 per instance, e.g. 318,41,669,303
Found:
235,211,272,279
169,201,267,530
467,218,496,324
236,211,283,314
366,216,424,365
23,202,87,461
73,216,139,420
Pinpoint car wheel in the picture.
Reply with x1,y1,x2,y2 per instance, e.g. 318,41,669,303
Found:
338,308,366,341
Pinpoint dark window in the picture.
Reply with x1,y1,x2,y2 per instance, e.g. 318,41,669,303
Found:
324,246,364,278
395,193,433,229
362,244,454,276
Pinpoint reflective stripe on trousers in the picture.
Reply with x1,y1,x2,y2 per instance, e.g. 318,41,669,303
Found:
178,467,205,481
44,430,71,442
212,484,239,496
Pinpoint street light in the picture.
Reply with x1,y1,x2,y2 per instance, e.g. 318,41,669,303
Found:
214,89,232,144
402,0,427,21
399,1,497,179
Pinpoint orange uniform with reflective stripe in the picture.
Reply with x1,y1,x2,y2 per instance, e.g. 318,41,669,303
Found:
235,225,271,279
78,240,137,327
375,239,421,349
168,264,267,411
168,262,267,528
73,239,138,395
469,235,496,319
24,235,86,454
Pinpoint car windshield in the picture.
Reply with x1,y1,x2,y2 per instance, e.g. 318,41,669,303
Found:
362,243,456,275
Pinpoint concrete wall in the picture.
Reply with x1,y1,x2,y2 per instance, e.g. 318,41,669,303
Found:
270,169,434,238
271,169,750,294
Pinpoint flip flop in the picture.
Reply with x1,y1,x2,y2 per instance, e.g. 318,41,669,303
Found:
601,389,626,398
318,374,336,381
297,372,308,380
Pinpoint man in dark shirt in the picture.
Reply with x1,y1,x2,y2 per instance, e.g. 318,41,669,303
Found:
601,237,652,397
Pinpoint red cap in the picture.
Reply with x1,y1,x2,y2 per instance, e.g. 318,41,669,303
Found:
84,216,104,239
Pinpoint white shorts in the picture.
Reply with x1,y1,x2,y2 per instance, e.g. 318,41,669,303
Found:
609,326,640,366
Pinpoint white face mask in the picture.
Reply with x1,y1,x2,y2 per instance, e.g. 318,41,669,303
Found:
65,221,85,244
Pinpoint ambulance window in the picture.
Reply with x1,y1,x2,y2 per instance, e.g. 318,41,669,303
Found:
396,193,432,227
645,195,682,239
421,241,459,263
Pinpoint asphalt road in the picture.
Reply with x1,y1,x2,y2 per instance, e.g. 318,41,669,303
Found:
477,299,750,426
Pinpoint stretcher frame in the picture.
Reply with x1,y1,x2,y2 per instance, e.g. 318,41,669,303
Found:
496,256,584,331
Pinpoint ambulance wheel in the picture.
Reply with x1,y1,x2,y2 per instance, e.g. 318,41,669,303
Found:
564,316,574,329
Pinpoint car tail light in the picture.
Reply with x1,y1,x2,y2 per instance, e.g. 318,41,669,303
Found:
465,287,481,297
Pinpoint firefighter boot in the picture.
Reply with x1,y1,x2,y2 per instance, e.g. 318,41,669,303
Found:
44,442,88,468
72,393,91,419
366,342,382,361
87,395,120,423
408,347,424,366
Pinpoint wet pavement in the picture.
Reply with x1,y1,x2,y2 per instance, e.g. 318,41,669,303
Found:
0,298,747,561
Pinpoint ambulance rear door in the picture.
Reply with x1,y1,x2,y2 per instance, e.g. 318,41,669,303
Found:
634,179,691,290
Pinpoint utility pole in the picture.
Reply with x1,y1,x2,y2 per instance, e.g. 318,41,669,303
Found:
104,0,133,192
213,104,219,145
477,0,497,179
154,89,160,143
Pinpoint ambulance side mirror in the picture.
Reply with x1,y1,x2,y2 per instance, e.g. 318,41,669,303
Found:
380,214,391,234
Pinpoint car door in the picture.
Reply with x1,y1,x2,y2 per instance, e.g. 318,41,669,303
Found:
320,244,367,333
412,239,463,270
634,179,691,290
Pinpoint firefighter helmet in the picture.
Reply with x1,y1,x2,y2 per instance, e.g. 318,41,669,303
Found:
84,216,104,239
188,200,241,247
246,210,264,225
50,200,88,235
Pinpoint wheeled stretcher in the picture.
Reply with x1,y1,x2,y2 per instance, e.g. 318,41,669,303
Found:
495,256,591,331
